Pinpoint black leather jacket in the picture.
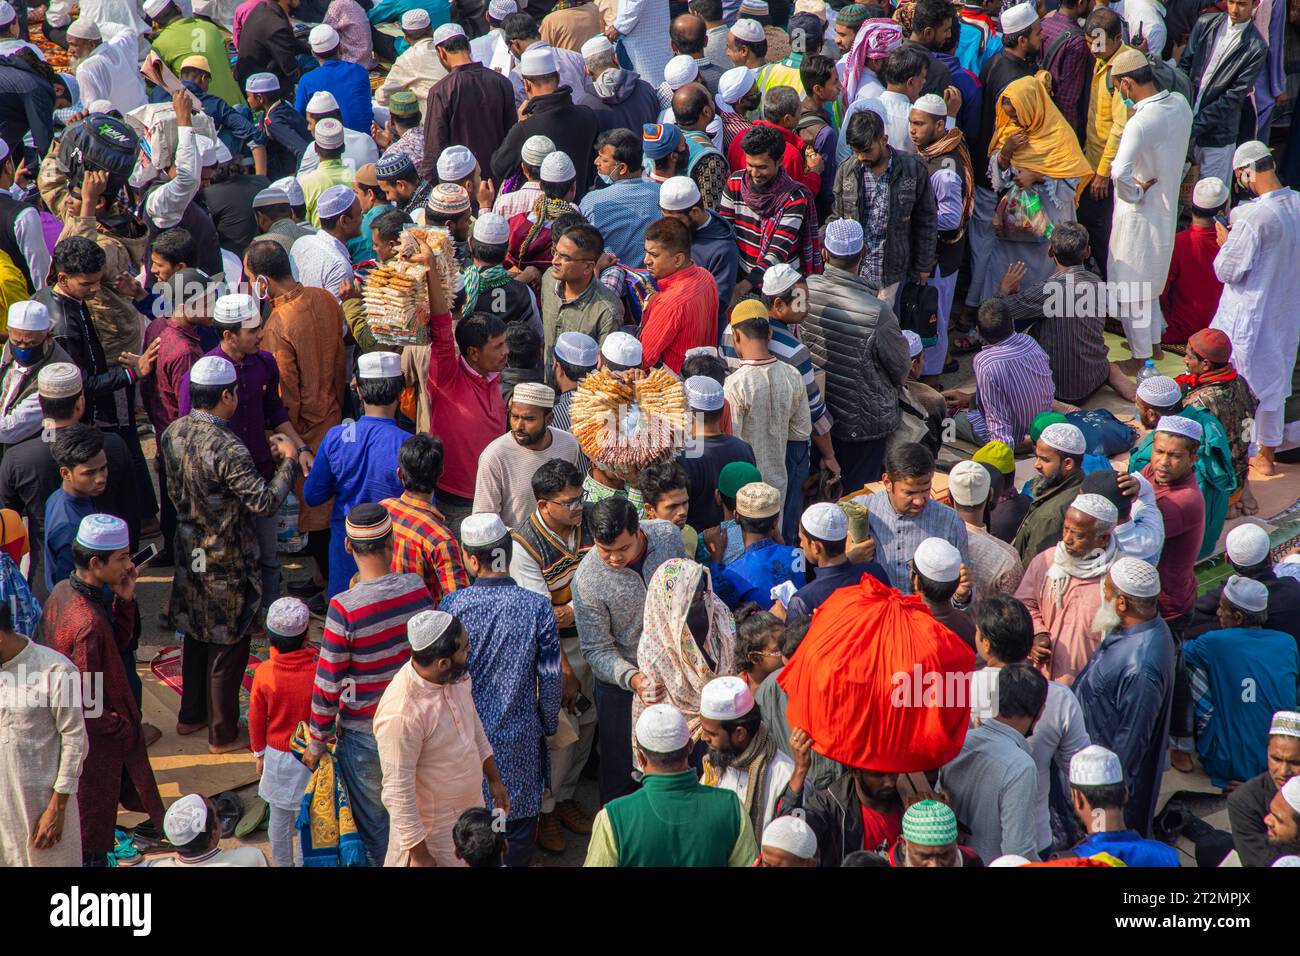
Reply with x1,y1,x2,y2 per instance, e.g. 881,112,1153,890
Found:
32,287,133,428
1177,13,1268,148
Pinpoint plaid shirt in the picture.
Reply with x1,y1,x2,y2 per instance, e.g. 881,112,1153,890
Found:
859,156,893,289
381,492,469,604
1040,12,1092,138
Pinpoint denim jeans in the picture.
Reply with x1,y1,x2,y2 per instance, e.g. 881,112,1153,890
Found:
503,816,538,868
335,727,389,866
782,439,810,545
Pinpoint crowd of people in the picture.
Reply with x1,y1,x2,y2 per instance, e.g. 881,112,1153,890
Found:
1,0,1300,871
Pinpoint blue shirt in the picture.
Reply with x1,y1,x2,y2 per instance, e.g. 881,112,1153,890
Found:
1073,831,1180,868
294,59,375,133
713,538,805,609
183,80,259,153
577,177,662,267
785,560,890,620
302,416,408,597
43,490,97,594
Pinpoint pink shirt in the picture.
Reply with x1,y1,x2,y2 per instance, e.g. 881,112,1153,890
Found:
232,0,261,49
640,264,719,374
1144,465,1204,620
427,310,508,499
1014,547,1106,686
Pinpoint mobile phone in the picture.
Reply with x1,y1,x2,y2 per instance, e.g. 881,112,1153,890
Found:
1214,213,1229,229
131,544,160,569
574,693,593,715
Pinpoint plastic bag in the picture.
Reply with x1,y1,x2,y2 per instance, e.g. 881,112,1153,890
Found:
993,184,1053,241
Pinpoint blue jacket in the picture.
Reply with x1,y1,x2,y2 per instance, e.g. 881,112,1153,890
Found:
785,560,889,620
713,538,805,609
691,211,739,333
183,80,259,155
1073,831,1180,867
294,59,374,133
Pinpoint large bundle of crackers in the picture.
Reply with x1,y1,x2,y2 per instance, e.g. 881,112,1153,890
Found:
400,227,457,302
570,368,689,479
364,259,430,346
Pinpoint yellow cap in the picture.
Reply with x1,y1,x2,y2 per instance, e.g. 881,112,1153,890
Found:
180,54,211,73
729,299,768,326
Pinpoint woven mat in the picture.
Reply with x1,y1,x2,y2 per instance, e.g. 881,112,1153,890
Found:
149,646,265,728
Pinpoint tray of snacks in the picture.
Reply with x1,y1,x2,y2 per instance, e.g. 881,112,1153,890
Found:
569,367,689,480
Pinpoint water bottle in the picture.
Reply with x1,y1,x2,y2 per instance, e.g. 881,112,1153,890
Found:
1136,359,1158,389
276,493,307,554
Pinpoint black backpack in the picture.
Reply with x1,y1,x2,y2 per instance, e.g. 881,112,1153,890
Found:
58,114,140,195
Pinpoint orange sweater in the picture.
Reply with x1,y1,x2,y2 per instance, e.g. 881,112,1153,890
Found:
248,646,319,755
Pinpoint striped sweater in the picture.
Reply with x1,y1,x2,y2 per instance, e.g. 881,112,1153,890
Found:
309,572,434,751
718,172,816,286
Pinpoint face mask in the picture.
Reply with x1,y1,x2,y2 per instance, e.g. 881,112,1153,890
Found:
685,595,711,642
1121,96,1135,108
597,171,614,185
252,275,270,300
11,344,41,366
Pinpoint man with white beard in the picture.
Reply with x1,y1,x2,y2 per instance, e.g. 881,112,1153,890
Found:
1013,493,1119,686
1074,557,1175,837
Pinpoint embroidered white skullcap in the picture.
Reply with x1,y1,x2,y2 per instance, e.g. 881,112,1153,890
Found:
1232,140,1272,170
212,293,260,329
472,211,510,244
684,375,724,412
38,363,82,399
601,330,642,367
8,300,50,332
660,176,701,211
1039,422,1086,455
190,355,238,387
195,135,218,167
717,66,758,105
1226,523,1271,567
554,331,598,368
739,0,769,13
999,1,1037,33
271,177,305,205
408,609,456,651
912,93,947,117
664,54,699,89
163,793,210,846
1069,744,1124,787
824,218,864,256
519,45,557,77
306,90,340,114
245,71,280,94
914,537,961,583
252,186,290,209
794,0,826,18
540,151,575,183
434,21,466,45
700,675,755,720
1069,493,1118,526
143,0,173,17
488,0,518,18
67,18,102,40
313,117,345,150
1224,574,1269,613
762,815,818,860
266,596,311,637
462,513,509,548
512,381,556,409
1281,776,1300,816
1270,710,1300,739
317,183,357,219
0,2,15,26
948,460,991,508
903,329,923,359
75,513,129,551
520,135,555,166
1135,374,1182,408
761,262,801,297
581,34,614,59
309,23,341,53
358,350,402,379
437,145,477,181
801,501,848,541
1193,176,1229,209
989,854,1032,867
730,18,766,43
401,7,431,30
635,703,691,752
1273,855,1300,867
1108,556,1160,598
1155,414,1202,444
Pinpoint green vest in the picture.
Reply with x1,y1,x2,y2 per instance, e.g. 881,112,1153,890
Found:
605,770,741,867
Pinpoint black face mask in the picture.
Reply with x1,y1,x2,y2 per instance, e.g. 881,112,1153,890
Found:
686,595,711,643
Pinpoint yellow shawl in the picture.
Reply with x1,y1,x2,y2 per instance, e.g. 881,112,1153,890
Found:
990,72,1095,203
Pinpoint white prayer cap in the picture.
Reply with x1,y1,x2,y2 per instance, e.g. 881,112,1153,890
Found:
38,363,82,399
306,90,340,115
664,54,699,89
245,71,280,95
317,183,357,219
163,793,210,846
266,596,311,637
700,675,755,720
1039,422,1086,456
488,0,518,18
401,7,431,30
512,381,556,409
314,117,346,150
554,331,598,368
8,300,50,332
988,854,1031,867
761,815,818,860
540,151,575,183
718,66,758,105
685,375,724,411
75,513,129,552
824,218,864,257
190,355,238,387
309,23,341,53
1069,493,1118,526
1155,414,1202,444
1135,374,1182,408
1069,744,1124,787
601,330,642,367
912,93,947,117
581,34,614,60
434,21,466,45
212,293,260,329
252,186,290,209
1108,556,1160,598
519,45,557,77
472,212,510,245
1227,523,1271,567
1282,776,1300,816
730,18,766,43
520,135,555,165
143,0,174,17
1193,176,1229,209
1232,140,1272,170
635,703,691,752
0,3,15,27
214,140,233,164
795,0,826,18
903,329,923,359
762,263,801,297
408,609,456,651
801,501,848,541
999,1,1037,33
1270,710,1300,739
659,176,702,212
271,177,305,205
461,513,509,547
1273,855,1300,867
195,135,218,168
948,460,991,508
437,145,477,181
67,18,102,40
358,350,402,379
1223,574,1269,613
914,537,961,583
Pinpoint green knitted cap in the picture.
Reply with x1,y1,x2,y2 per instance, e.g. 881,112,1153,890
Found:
901,799,957,846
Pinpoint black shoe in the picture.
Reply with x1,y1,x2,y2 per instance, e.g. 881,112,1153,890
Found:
307,592,327,615
287,578,322,598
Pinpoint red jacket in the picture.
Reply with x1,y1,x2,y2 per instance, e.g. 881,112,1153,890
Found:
427,310,509,499
640,264,719,374
1159,224,1225,345
726,119,822,195
248,645,319,755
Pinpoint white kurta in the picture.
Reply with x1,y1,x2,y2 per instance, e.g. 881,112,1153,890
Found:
0,640,87,867
75,23,147,114
723,358,812,510
1122,0,1167,64
713,749,795,831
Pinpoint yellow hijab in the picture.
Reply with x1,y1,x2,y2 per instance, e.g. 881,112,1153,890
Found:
990,72,1094,203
